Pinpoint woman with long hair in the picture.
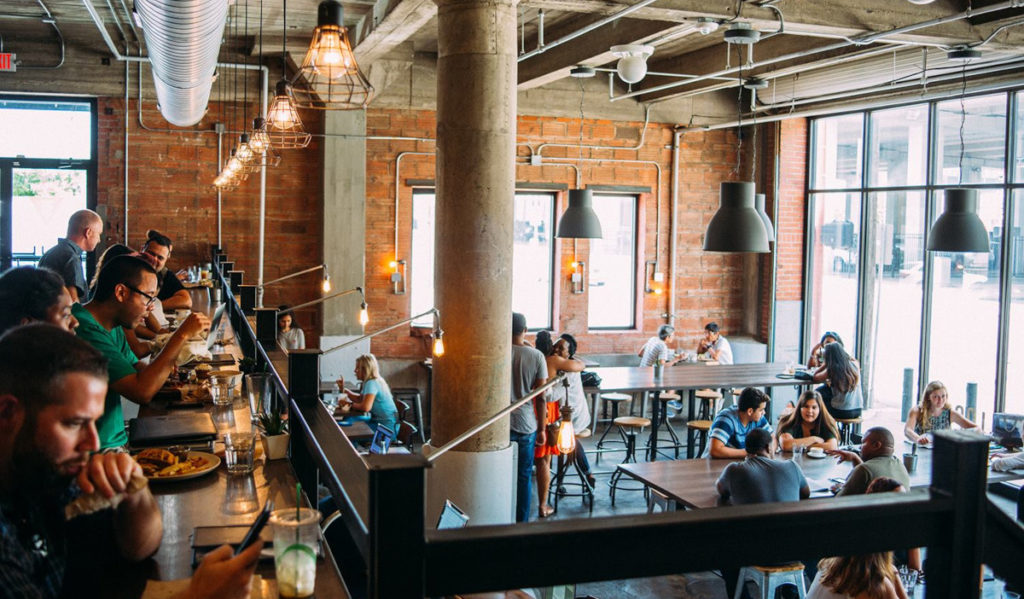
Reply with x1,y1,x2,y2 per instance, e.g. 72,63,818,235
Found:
807,552,908,599
812,342,863,419
337,353,398,433
776,390,840,451
277,306,306,350
904,380,977,445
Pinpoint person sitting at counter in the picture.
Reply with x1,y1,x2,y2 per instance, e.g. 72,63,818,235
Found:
776,390,840,452
277,307,306,350
827,427,910,497
0,324,262,599
142,229,192,311
0,266,79,334
92,243,163,357
697,322,733,364
708,387,773,459
336,353,398,433
904,380,978,446
73,255,209,449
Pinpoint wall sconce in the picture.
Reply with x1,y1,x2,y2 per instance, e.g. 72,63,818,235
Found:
284,286,369,331
570,260,586,294
322,308,444,358
258,263,331,307
390,259,406,295
644,260,665,294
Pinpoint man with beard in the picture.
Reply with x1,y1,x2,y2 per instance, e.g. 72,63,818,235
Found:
0,324,262,598
72,255,209,448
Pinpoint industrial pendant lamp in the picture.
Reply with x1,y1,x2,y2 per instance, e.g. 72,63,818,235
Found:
704,47,769,253
927,61,988,253
291,0,374,110
755,193,775,243
265,0,311,149
556,78,602,239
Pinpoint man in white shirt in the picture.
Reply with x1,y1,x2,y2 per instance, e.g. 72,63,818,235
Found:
638,324,683,367
698,322,733,364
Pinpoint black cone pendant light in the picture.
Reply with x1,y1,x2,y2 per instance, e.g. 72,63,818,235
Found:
926,188,989,252
556,189,603,239
704,182,770,253
755,193,775,244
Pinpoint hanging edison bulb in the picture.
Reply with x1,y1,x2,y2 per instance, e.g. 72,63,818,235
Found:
249,117,270,154
432,330,445,357
291,0,374,110
266,80,312,149
359,302,369,326
236,134,254,163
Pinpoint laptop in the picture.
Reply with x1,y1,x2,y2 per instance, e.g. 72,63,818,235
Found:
992,413,1024,450
436,499,469,529
367,425,395,455
128,412,218,447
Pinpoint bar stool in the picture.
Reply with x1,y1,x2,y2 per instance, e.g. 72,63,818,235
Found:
647,392,684,459
695,388,723,419
552,428,594,514
391,388,426,444
647,488,676,513
733,563,807,599
686,420,712,458
609,416,651,505
595,393,632,462
836,417,863,446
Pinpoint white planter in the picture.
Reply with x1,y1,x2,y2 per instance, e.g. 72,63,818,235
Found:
261,433,289,460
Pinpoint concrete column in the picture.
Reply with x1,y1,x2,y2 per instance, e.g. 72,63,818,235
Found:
424,0,518,525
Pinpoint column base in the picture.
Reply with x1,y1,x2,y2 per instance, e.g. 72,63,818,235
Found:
422,443,514,526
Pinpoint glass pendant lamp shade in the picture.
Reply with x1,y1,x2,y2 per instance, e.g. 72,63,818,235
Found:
704,181,770,252
927,188,990,253
754,193,775,244
292,0,374,110
556,188,603,239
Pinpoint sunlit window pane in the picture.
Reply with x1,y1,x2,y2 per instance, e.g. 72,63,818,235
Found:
0,99,91,160
587,194,637,329
812,114,862,189
1015,91,1024,183
1005,190,1024,414
935,93,1006,185
807,192,861,355
410,191,436,326
869,105,928,187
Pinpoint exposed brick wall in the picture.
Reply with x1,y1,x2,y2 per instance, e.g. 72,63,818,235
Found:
96,98,324,346
365,108,752,358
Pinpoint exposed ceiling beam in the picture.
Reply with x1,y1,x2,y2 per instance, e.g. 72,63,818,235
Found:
352,0,436,65
517,16,683,89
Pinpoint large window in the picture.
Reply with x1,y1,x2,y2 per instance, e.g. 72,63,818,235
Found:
410,190,555,330
587,193,638,329
806,91,1022,417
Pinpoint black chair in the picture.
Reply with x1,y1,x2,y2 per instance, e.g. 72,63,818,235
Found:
392,388,426,444
396,420,419,452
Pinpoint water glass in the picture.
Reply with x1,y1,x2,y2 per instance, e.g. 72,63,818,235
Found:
210,379,232,406
224,432,256,475
245,373,273,422
212,403,237,438
270,508,321,598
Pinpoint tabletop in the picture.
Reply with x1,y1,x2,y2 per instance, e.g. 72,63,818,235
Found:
585,362,809,394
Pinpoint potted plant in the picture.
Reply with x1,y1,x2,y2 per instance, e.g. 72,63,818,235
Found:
258,406,289,460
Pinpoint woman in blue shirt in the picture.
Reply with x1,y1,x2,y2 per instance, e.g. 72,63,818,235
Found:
338,353,398,432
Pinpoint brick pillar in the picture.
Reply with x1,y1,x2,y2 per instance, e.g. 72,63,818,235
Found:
426,0,518,525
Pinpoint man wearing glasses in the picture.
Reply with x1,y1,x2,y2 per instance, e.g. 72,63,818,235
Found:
72,255,209,449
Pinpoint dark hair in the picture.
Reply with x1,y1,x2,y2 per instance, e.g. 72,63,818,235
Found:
277,305,299,328
866,477,904,494
92,255,158,302
745,428,773,455
776,390,839,442
657,324,674,340
0,267,67,335
145,229,173,248
559,333,578,358
91,243,134,291
821,331,844,346
0,323,108,412
737,387,768,413
823,342,858,394
512,312,527,335
535,330,554,356
704,322,720,334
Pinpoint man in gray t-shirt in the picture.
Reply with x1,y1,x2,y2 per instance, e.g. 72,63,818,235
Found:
510,312,547,523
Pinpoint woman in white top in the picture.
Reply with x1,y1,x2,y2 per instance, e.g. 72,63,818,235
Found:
277,306,306,350
807,552,908,599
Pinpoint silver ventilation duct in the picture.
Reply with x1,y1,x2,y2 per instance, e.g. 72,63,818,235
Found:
134,0,230,127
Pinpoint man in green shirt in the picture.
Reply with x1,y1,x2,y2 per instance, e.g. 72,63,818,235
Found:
73,255,209,448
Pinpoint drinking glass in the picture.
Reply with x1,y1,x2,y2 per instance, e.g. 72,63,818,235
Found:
224,432,256,475
210,379,232,406
270,508,321,598
245,373,273,422
212,403,236,438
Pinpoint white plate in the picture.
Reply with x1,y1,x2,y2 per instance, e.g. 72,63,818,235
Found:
144,451,221,481
805,451,828,459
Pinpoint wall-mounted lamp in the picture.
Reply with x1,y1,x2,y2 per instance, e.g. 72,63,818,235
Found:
284,286,369,330
644,260,665,294
390,259,407,295
570,260,586,294
257,263,332,307
322,308,444,358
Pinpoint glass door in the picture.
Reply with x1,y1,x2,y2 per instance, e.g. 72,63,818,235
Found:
8,168,89,267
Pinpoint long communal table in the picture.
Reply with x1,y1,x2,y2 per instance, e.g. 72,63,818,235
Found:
585,362,811,460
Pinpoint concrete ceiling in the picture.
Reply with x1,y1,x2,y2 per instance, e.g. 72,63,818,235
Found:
2,0,1024,126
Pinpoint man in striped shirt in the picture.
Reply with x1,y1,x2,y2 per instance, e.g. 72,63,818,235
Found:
708,387,773,458
637,324,684,367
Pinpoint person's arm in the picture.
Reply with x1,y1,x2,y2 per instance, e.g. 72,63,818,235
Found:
781,433,827,450
715,466,731,498
179,541,264,599
294,328,306,350
825,448,863,466
77,452,162,561
992,452,1024,472
160,289,192,311
124,329,152,359
547,355,585,373
906,547,922,572
110,313,209,404
835,465,868,496
806,342,823,368
811,365,829,384
709,438,746,459
904,407,926,444
533,376,548,446
950,409,978,430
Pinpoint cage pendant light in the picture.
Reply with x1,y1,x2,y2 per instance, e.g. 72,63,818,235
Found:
266,80,312,148
291,0,374,110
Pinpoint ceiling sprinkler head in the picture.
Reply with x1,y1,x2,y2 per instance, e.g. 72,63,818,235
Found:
696,17,720,35
723,22,761,45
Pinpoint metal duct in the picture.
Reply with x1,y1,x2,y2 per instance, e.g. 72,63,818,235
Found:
134,0,229,127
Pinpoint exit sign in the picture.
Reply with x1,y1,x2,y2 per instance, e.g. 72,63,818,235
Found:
0,53,15,72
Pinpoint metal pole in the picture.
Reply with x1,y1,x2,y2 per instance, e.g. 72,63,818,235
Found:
902,367,915,422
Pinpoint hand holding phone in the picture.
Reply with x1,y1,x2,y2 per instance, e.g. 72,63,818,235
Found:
235,500,273,556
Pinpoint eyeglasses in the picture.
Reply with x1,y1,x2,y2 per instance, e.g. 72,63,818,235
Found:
124,285,158,307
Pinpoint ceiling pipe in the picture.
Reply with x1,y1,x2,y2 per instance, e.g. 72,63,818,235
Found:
517,0,661,62
133,0,229,126
611,0,1024,102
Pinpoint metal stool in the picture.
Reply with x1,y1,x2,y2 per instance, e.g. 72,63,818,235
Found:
647,392,684,459
647,488,676,513
836,417,863,446
595,393,632,462
695,388,723,419
553,428,594,514
609,416,651,506
686,420,712,458
391,388,426,444
734,563,807,599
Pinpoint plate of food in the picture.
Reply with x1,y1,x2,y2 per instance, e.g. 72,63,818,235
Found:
136,447,220,481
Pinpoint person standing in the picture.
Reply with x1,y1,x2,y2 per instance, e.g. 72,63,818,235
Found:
38,209,103,302
510,312,548,523
141,229,192,311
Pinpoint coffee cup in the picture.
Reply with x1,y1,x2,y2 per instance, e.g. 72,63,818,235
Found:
807,447,825,458
903,452,918,473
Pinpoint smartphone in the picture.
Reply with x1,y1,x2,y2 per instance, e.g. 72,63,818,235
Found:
235,500,273,555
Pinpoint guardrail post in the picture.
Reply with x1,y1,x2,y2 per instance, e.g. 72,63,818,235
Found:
926,430,988,599
254,308,278,348
228,270,244,294
288,350,321,410
368,455,427,599
239,284,257,315
219,260,234,276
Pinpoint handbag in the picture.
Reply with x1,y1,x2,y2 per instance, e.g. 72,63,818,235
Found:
580,371,602,387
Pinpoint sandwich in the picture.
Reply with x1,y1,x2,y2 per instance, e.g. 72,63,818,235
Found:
64,470,149,520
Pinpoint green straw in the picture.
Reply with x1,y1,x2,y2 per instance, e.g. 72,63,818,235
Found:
295,482,301,547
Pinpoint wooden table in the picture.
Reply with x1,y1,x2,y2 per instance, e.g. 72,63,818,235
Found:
585,362,810,460
616,449,1018,510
